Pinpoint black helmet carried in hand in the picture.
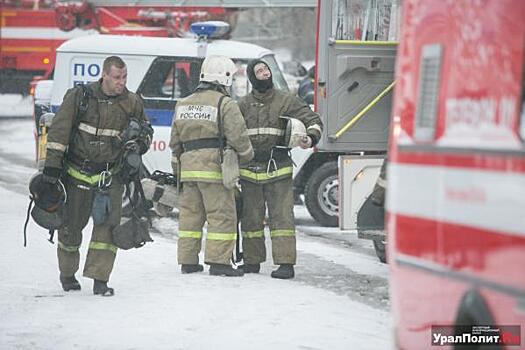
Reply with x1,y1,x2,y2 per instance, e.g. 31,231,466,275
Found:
29,172,66,230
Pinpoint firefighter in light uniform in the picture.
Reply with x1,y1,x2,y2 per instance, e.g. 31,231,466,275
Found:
238,59,323,279
43,56,151,296
170,55,254,277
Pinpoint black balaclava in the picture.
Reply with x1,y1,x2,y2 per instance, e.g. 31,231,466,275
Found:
247,59,273,93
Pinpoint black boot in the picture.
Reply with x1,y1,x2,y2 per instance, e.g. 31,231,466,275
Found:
239,263,260,273
271,264,295,279
60,274,81,291
209,264,244,277
93,279,114,296
181,264,204,274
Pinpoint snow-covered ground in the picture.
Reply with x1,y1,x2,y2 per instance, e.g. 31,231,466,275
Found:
0,119,392,349
0,94,33,118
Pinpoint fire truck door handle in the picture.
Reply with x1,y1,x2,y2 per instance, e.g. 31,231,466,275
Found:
347,81,359,93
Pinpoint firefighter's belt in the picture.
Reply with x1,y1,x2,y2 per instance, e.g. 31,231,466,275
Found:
253,148,289,162
182,138,221,152
65,161,119,186
67,153,116,175
240,166,293,181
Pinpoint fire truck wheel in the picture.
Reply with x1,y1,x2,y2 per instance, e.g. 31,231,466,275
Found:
372,238,387,263
304,161,339,227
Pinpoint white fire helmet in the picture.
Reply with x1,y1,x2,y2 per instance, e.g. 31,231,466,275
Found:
199,55,237,87
280,116,307,148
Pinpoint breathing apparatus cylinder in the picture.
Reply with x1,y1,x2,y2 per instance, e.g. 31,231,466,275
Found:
37,112,56,171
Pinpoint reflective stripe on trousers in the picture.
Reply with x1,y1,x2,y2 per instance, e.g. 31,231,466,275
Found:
179,231,236,240
180,170,222,181
89,241,118,254
58,240,80,253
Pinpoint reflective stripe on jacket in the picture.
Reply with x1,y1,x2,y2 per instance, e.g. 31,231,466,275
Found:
169,89,253,183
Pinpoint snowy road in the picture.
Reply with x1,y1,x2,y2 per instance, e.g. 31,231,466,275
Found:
0,118,392,350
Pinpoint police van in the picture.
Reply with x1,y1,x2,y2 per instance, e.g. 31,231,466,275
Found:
35,22,321,215
41,22,288,169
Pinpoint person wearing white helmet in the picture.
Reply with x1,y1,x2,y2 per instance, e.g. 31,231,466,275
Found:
169,55,254,277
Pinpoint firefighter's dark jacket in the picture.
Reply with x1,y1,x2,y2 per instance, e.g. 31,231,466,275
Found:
44,81,149,176
238,87,323,183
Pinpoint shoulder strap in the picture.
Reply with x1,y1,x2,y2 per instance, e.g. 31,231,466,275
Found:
77,84,93,120
68,84,93,147
217,95,227,163
23,197,34,247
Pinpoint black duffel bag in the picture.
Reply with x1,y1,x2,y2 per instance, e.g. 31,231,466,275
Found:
112,214,153,250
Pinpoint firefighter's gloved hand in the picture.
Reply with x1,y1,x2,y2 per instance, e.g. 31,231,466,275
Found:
307,133,319,147
298,135,313,149
42,166,61,184
31,171,63,211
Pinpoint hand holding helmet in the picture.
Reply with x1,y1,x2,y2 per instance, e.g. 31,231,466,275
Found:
28,172,66,231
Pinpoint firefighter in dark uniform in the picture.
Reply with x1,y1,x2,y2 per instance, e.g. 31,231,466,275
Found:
170,55,254,277
238,59,323,279
42,56,151,296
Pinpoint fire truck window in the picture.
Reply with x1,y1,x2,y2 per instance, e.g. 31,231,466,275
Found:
414,44,442,143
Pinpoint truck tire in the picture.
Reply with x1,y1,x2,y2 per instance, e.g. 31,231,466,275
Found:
304,161,339,227
373,238,387,263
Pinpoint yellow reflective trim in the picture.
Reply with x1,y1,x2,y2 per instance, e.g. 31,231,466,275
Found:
207,232,237,241
270,229,295,237
89,241,118,254
180,170,222,180
66,165,102,185
243,230,264,239
78,122,120,137
65,163,119,185
46,142,67,152
246,127,284,136
239,166,293,181
179,230,202,239
58,241,80,253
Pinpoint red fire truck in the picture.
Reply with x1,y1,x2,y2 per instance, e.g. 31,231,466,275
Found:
0,0,234,94
388,0,525,348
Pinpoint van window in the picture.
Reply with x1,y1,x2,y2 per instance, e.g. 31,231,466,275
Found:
231,56,290,99
140,58,201,100
138,55,289,104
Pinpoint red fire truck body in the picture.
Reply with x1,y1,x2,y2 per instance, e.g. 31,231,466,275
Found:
0,1,230,92
388,0,525,348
